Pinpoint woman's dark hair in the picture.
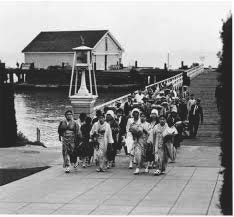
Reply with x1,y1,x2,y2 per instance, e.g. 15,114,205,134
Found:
96,109,102,117
158,114,167,120
65,110,73,116
85,116,92,125
116,108,124,114
167,118,174,127
79,113,87,122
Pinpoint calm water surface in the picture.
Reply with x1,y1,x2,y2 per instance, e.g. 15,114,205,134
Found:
15,89,129,147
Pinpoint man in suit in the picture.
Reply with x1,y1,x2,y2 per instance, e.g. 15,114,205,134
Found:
116,108,128,155
189,98,204,138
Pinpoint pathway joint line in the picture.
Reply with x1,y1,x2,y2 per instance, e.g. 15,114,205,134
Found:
168,167,197,215
206,169,220,215
127,166,173,215
88,176,137,215
51,170,117,214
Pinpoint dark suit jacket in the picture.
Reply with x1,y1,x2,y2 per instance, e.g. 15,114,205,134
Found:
189,104,203,123
117,116,128,137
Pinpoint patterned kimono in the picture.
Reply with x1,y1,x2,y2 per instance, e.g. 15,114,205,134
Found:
163,126,178,162
125,118,141,155
58,120,81,168
90,121,114,169
133,121,150,167
145,121,157,162
147,123,172,172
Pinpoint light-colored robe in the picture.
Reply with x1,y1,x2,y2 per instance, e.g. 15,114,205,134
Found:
125,118,141,155
90,121,113,168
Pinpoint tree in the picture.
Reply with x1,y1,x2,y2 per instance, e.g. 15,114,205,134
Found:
217,14,232,215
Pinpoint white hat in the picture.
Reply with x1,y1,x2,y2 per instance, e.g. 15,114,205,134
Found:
132,108,141,114
151,109,158,116
106,110,115,118
131,108,141,117
171,106,177,113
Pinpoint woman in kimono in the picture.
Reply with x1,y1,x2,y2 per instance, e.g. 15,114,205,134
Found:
145,109,158,172
132,112,150,174
90,112,114,172
58,110,82,173
147,115,175,175
80,116,93,168
105,110,120,168
125,108,141,169
164,118,178,163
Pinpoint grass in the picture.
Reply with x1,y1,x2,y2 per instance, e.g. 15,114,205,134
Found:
0,166,50,186
16,131,47,148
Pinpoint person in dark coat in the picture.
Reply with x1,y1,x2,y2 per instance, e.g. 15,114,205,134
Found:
178,98,188,121
106,110,120,168
116,108,128,155
124,96,133,117
80,117,93,167
189,98,204,138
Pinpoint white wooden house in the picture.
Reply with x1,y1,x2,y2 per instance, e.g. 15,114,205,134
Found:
22,30,124,70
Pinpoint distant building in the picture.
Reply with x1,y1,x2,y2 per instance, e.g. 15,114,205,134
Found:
22,30,124,70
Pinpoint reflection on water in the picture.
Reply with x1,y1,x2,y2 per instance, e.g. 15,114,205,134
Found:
15,89,128,147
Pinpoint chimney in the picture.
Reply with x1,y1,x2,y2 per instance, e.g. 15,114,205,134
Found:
181,61,184,68
135,61,138,68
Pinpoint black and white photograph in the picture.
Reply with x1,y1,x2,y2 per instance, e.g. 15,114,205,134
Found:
0,0,232,215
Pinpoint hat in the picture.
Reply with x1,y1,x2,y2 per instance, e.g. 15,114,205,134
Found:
196,98,201,102
151,109,158,116
106,110,115,118
156,95,162,99
171,106,177,113
132,108,141,114
155,105,163,109
161,102,168,106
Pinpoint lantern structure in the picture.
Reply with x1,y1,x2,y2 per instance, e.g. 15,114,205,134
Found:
69,42,98,118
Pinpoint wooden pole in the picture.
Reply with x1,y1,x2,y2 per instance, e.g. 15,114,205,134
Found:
69,52,76,97
92,61,98,96
88,51,93,94
36,128,40,142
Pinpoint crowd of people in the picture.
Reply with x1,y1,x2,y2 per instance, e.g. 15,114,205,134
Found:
58,84,204,175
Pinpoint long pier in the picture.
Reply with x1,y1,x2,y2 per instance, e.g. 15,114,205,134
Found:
94,65,204,111
0,68,221,215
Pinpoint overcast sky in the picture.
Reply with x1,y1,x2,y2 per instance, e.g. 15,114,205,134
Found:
0,1,231,68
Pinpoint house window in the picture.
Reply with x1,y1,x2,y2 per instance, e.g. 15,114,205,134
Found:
105,37,108,51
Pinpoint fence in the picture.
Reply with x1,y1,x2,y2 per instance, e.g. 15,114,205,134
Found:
94,65,204,112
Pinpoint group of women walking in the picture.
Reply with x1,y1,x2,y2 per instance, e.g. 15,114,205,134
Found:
58,84,202,175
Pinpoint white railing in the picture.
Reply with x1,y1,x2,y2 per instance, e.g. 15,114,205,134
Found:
94,65,204,111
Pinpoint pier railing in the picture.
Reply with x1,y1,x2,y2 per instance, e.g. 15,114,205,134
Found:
94,65,204,111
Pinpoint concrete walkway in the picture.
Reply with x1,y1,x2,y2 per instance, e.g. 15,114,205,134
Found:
0,69,222,215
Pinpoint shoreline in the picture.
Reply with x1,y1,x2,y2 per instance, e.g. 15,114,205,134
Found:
14,83,141,91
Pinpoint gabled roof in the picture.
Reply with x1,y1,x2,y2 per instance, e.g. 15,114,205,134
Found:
22,30,109,52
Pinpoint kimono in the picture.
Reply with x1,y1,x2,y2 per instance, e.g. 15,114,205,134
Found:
145,121,157,162
90,121,114,169
125,118,141,155
163,126,178,162
133,121,150,167
80,123,93,158
147,123,174,172
58,120,81,168
107,120,120,162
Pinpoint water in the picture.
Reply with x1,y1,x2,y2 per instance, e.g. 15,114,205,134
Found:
15,89,129,147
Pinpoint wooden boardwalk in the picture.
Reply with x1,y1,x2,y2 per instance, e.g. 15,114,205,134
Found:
181,70,221,147
0,69,222,215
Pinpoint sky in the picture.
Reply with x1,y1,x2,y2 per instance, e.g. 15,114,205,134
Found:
0,0,232,68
